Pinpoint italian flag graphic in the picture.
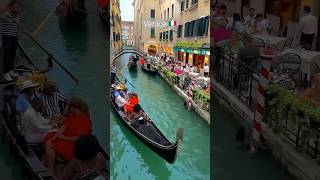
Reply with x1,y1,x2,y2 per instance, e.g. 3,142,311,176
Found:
168,20,176,27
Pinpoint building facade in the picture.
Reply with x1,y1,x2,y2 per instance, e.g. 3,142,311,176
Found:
121,21,135,47
111,0,122,54
134,0,210,70
159,0,210,70
134,0,160,55
216,0,320,49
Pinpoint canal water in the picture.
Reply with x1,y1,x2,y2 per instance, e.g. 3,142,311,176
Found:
0,1,108,179
110,54,211,179
212,97,294,180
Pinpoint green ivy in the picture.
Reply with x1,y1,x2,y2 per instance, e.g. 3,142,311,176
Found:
265,85,320,138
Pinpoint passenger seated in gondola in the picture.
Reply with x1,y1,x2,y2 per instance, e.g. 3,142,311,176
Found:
59,135,107,180
128,104,148,121
16,80,39,113
124,93,139,116
22,98,58,144
43,96,92,174
39,80,67,119
114,87,127,110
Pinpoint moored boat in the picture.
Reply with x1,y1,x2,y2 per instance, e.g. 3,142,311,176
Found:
141,63,158,75
0,43,109,179
56,0,87,19
110,78,183,163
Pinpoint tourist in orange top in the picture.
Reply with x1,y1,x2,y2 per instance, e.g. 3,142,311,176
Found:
140,58,145,65
124,93,139,116
43,96,92,174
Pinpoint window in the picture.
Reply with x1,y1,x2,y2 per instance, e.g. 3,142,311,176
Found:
189,21,194,37
186,0,189,9
170,30,173,41
166,31,169,40
177,25,183,38
150,28,155,38
150,9,155,19
167,8,169,18
194,16,209,37
164,10,166,19
180,1,184,12
161,13,162,19
172,4,174,17
159,32,162,41
184,22,189,37
191,0,198,6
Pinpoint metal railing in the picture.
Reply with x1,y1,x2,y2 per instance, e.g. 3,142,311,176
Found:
214,47,259,110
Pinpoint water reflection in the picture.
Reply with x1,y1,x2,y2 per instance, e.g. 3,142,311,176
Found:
58,17,89,53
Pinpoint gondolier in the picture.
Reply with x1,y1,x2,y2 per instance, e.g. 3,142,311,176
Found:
2,1,19,81
111,62,116,84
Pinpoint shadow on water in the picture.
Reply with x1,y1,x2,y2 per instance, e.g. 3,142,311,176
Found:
112,113,171,180
58,17,89,53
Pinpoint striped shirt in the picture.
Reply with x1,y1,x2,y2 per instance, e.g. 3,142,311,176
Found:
2,12,19,37
40,92,66,118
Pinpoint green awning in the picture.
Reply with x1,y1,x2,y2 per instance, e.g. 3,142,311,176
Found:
175,41,205,49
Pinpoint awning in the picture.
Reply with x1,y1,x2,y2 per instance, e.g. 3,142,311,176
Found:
174,41,210,55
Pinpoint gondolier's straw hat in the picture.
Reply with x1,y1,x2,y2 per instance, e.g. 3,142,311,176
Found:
17,79,38,93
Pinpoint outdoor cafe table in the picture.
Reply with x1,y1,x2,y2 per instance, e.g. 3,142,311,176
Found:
280,48,320,81
252,34,287,48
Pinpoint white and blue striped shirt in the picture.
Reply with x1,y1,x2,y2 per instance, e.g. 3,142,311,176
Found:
40,92,66,118
2,12,19,37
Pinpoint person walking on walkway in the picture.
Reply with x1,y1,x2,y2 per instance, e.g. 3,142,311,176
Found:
2,1,19,81
296,5,318,50
111,62,116,85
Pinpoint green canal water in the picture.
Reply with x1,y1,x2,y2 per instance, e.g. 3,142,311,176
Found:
0,1,108,179
212,97,294,180
110,54,211,180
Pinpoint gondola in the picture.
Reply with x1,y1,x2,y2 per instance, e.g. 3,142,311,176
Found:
128,59,137,70
141,63,158,75
56,0,88,19
0,43,109,179
110,79,183,164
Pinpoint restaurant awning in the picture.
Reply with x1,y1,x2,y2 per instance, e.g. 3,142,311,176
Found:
174,41,210,55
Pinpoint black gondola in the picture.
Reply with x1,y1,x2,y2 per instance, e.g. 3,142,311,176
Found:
0,43,109,179
141,63,158,75
110,80,183,164
128,59,137,70
56,0,88,19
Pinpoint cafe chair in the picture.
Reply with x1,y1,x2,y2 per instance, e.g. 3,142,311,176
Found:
252,38,265,48
310,62,320,85
281,53,302,84
276,78,296,93
282,36,294,50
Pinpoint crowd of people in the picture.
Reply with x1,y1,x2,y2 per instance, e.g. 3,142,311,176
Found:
213,2,320,107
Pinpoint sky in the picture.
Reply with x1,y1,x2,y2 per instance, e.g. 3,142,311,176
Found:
120,0,134,21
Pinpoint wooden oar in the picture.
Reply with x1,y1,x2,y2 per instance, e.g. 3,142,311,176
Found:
8,14,79,83
33,1,63,34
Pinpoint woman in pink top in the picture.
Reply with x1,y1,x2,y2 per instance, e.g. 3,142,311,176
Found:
213,20,231,43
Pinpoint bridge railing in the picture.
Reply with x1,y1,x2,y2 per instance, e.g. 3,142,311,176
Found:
214,47,259,110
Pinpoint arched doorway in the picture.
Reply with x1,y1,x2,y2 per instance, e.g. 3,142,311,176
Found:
148,45,157,55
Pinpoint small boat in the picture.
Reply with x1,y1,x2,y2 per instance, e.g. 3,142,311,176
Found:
128,59,137,70
141,63,158,75
97,0,109,23
110,80,183,163
56,0,87,19
0,43,109,180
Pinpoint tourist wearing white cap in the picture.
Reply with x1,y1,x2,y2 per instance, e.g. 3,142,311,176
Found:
15,80,38,113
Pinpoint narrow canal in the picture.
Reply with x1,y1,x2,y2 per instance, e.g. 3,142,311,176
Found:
212,97,294,180
0,1,108,179
110,54,210,179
